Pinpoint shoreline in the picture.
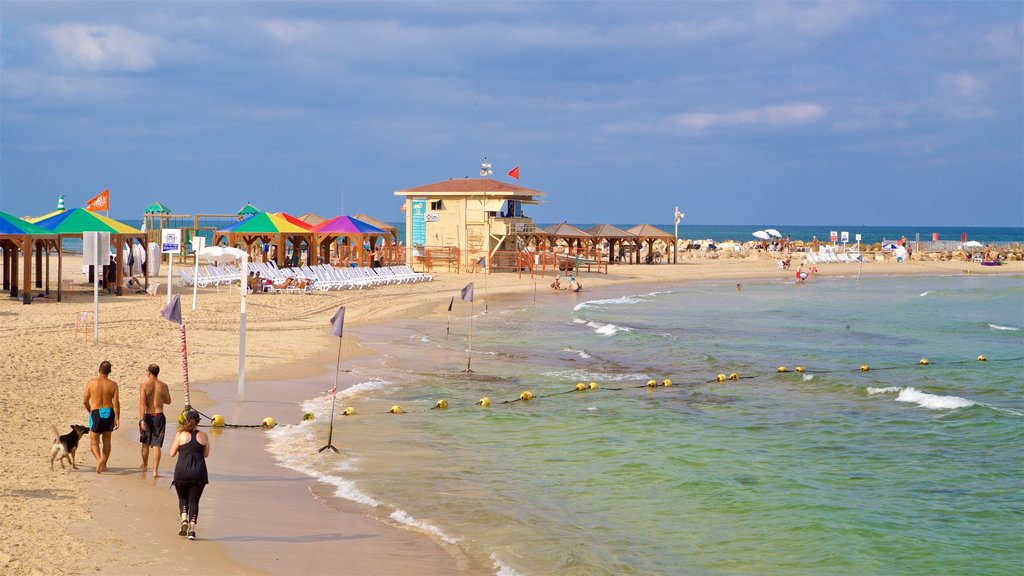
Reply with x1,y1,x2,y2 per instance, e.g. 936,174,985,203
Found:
1,255,1020,575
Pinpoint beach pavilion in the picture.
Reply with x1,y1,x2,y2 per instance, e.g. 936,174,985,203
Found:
32,208,147,296
353,213,399,244
537,222,593,254
627,224,677,263
312,215,389,267
0,211,60,304
586,224,637,264
214,212,316,267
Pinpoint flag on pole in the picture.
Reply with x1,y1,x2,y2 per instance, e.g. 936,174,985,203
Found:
330,306,346,337
161,294,182,324
461,282,474,302
508,166,520,180
86,189,110,212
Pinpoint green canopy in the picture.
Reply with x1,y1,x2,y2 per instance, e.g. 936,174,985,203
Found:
144,201,173,214
237,202,261,215
218,212,309,234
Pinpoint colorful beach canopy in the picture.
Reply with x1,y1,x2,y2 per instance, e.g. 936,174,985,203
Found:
32,208,142,234
273,212,315,231
144,201,173,214
218,212,310,234
313,215,387,235
237,202,261,215
0,211,54,235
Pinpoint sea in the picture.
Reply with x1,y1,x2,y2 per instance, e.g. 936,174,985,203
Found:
266,273,1024,575
59,221,1024,253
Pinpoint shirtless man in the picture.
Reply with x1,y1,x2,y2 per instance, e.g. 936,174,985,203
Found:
139,364,172,478
83,361,120,474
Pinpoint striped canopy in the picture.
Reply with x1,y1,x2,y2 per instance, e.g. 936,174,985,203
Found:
217,212,310,234
0,211,55,235
272,212,315,231
32,208,142,234
313,215,386,235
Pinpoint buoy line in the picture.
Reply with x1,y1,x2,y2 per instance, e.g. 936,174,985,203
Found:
182,355,1022,427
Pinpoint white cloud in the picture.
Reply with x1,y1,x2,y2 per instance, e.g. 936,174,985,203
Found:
45,23,160,72
754,1,877,37
674,102,826,131
941,72,983,98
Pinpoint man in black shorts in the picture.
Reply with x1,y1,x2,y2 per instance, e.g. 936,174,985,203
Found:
139,364,172,478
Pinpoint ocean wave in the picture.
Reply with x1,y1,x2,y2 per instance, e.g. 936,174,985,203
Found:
867,386,974,410
988,323,1021,331
491,553,526,576
542,369,650,382
266,422,381,507
563,347,592,359
919,291,930,297
572,290,672,312
587,321,632,336
389,509,460,545
337,379,392,398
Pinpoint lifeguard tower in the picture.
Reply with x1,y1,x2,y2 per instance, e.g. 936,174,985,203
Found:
394,162,545,271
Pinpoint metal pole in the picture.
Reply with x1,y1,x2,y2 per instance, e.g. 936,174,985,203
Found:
167,250,173,304
192,236,205,310
238,252,247,397
93,239,99,345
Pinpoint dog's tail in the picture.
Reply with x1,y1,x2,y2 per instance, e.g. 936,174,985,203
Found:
50,425,60,443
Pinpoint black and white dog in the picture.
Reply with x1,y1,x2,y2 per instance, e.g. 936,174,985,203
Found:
50,425,90,470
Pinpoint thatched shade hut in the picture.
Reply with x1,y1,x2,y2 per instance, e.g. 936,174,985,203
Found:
586,224,636,264
627,224,676,263
538,223,593,254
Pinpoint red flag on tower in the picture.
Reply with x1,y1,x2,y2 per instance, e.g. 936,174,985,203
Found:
86,189,110,212
508,166,520,180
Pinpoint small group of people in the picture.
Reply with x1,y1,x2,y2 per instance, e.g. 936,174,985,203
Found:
82,361,210,541
550,274,583,292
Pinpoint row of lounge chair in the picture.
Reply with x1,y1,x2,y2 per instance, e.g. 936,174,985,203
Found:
177,262,432,292
805,249,864,264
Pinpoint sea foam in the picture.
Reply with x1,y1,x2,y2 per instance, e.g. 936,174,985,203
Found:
867,386,975,410
988,323,1021,331
389,509,460,544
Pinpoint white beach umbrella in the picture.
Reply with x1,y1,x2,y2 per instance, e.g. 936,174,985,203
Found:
752,230,770,240
198,246,246,263
961,240,984,249
765,229,782,238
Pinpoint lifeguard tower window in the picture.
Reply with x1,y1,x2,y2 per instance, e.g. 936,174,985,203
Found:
430,200,444,211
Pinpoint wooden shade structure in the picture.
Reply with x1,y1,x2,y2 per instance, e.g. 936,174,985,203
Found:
214,212,316,267
297,213,328,227
312,216,389,266
585,224,637,264
31,209,147,297
0,211,60,304
352,213,399,244
627,224,675,264
538,222,593,254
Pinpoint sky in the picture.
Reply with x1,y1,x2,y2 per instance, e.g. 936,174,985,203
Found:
1,1,1022,227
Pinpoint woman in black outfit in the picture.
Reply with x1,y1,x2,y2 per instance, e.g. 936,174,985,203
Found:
169,410,209,540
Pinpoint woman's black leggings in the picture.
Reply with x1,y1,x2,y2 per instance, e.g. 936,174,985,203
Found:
175,483,206,524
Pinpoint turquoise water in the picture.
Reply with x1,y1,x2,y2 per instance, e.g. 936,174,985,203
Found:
270,274,1024,575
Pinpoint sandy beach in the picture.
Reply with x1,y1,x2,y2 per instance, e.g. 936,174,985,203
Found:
1,251,1020,576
